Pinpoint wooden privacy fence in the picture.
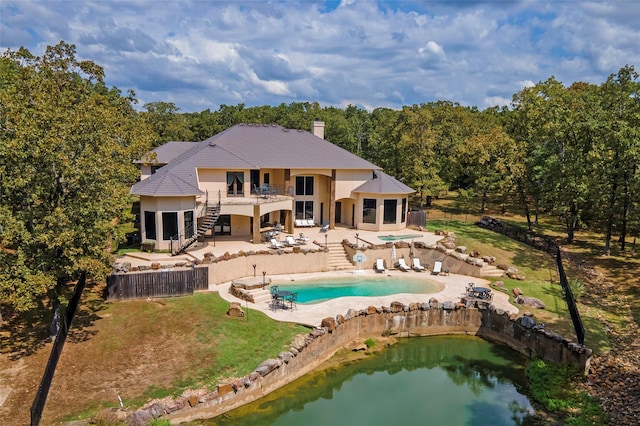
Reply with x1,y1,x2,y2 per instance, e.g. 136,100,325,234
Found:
106,267,208,300
407,210,427,228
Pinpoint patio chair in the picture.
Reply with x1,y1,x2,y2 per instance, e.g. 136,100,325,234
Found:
396,258,411,271
412,258,426,272
270,238,284,249
375,258,385,273
284,235,299,247
270,286,280,310
288,292,298,310
432,260,443,275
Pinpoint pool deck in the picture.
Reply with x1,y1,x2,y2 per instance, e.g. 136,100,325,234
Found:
120,226,518,328
216,269,517,328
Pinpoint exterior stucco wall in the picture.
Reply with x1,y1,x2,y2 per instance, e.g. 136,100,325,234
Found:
197,169,232,196
334,169,372,200
139,196,196,250
355,192,407,232
206,248,330,285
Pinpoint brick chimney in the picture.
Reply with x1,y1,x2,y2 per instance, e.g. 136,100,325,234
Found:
312,121,325,139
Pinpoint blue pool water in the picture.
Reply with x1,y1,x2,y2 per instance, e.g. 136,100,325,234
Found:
274,275,443,304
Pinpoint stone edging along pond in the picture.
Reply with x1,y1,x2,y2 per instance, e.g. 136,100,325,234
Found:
123,298,592,425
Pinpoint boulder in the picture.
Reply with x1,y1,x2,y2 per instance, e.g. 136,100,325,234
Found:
390,301,405,312
114,262,131,273
516,295,546,309
442,239,456,249
520,315,537,328
227,302,246,318
291,334,308,351
442,300,456,310
321,317,336,332
455,246,467,253
278,351,293,363
254,359,282,376
482,255,496,264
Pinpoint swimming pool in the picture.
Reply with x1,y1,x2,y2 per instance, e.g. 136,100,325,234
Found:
274,275,443,304
378,234,422,241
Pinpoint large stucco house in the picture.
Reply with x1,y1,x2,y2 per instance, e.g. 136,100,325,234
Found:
131,121,414,252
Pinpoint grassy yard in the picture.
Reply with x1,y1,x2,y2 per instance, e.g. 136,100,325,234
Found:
425,192,639,355
38,290,309,424
426,218,611,352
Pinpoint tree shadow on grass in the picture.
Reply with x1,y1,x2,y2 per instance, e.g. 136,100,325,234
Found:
0,280,108,360
0,302,51,360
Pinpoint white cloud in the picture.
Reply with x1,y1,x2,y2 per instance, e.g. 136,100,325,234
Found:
1,0,638,113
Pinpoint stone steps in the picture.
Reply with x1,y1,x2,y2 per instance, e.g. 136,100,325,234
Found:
247,288,272,304
480,264,504,277
327,242,354,271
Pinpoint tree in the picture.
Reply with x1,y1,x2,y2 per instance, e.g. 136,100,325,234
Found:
455,127,521,215
140,101,194,147
0,42,152,323
396,105,448,208
596,66,640,254
511,78,600,243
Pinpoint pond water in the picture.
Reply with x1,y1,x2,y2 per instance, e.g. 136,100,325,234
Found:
212,336,535,425
274,275,443,304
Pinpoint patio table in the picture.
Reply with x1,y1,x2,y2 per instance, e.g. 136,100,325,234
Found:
274,290,292,310
468,286,493,300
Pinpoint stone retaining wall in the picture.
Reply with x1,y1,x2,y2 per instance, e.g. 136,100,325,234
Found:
140,300,592,425
344,240,487,276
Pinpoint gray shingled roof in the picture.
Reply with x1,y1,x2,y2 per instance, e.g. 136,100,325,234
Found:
131,124,382,197
353,171,415,195
133,141,198,164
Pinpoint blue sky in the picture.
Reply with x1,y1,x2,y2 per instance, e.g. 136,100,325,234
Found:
2,1,639,113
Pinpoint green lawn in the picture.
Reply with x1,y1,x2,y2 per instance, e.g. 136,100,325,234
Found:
426,218,611,353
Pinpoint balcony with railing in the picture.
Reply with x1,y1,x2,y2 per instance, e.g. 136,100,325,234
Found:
220,184,294,205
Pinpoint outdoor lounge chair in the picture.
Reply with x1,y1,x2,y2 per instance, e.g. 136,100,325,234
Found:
295,219,314,227
284,235,299,247
270,238,284,249
375,258,385,273
396,258,411,271
412,258,426,272
432,260,443,275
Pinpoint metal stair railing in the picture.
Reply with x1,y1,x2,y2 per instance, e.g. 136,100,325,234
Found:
171,191,221,256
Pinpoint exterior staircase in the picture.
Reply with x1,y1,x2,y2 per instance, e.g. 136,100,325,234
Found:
171,204,221,256
327,242,354,271
480,264,505,277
